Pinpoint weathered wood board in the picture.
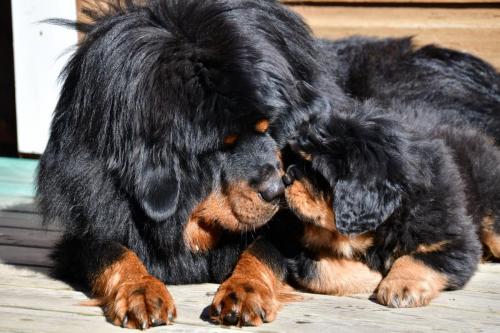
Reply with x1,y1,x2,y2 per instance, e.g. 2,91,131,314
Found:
289,5,500,69
1,263,500,333
0,194,500,332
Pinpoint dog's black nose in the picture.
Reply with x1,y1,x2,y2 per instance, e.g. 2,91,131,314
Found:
255,163,285,202
259,179,285,202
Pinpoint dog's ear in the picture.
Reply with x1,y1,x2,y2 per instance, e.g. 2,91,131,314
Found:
136,164,180,222
333,178,401,235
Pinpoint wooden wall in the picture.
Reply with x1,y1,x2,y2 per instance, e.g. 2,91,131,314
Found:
284,1,500,69
75,0,500,69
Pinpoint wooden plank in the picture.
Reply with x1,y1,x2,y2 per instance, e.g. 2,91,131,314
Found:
0,245,52,267
0,227,60,248
0,196,35,211
1,264,500,332
0,211,59,231
0,201,38,214
290,6,500,69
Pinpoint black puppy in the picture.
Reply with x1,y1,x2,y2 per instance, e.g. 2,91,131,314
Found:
37,0,332,329
285,100,500,307
318,36,500,142
207,33,500,328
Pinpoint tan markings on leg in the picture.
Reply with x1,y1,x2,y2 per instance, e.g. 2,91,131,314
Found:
92,249,176,329
481,215,500,259
302,258,382,295
285,179,334,230
210,251,297,327
416,240,449,254
376,255,447,308
302,224,374,259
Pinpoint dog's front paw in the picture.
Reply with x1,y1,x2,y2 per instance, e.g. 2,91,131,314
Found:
210,277,279,326
376,276,440,308
102,275,176,329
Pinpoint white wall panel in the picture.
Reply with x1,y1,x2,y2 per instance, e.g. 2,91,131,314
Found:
11,0,78,154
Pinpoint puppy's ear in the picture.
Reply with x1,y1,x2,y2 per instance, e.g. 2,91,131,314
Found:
334,178,401,235
136,164,180,222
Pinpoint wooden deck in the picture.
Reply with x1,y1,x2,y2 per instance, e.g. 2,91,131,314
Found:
1,157,500,332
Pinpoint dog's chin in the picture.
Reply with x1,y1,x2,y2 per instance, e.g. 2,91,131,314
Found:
230,202,279,232
226,183,280,231
187,185,279,234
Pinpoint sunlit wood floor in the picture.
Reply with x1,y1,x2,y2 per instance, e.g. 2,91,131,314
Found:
1,157,499,333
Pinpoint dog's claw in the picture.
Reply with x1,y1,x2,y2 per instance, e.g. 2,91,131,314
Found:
282,173,293,186
224,310,239,325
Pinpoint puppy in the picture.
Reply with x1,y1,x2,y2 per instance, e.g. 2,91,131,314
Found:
286,101,500,307
208,35,500,328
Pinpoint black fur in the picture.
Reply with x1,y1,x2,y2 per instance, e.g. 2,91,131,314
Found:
288,98,499,289
37,0,329,289
317,36,500,142
37,0,500,325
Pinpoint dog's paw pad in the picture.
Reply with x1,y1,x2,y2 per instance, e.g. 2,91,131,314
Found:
376,277,438,308
210,278,278,326
104,275,176,329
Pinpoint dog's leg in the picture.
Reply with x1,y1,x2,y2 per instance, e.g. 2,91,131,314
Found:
376,255,448,308
210,238,296,327
52,237,176,329
292,253,382,295
92,248,177,329
481,215,500,259
376,234,480,309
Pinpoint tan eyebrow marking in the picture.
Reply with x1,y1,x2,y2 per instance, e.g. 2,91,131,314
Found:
224,134,238,145
255,119,270,133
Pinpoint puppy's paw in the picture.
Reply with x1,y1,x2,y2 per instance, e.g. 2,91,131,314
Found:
376,276,440,308
102,275,176,329
210,278,279,326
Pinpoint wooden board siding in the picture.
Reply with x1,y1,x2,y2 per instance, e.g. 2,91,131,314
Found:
75,1,500,69
289,5,500,69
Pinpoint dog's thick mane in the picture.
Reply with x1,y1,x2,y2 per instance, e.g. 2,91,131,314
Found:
39,0,322,287
53,0,319,155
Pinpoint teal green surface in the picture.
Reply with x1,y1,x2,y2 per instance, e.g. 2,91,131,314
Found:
0,157,38,198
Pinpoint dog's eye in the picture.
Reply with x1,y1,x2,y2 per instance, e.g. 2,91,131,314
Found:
224,134,238,146
255,119,270,133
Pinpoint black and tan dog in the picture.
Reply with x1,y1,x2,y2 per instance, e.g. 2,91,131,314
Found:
208,38,500,326
210,102,500,325
37,0,331,329
209,35,500,325
38,0,500,328
284,101,500,304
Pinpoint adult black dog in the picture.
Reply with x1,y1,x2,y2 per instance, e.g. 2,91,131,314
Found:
38,0,500,328
37,0,338,329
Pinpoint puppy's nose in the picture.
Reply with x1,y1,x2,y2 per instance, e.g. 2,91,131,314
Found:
259,178,285,202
